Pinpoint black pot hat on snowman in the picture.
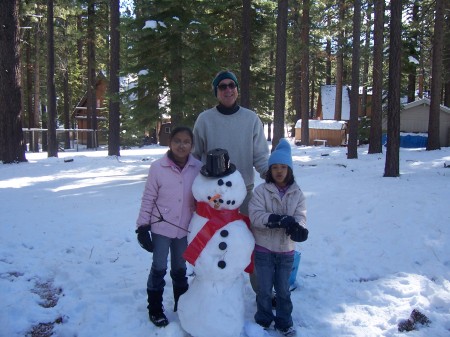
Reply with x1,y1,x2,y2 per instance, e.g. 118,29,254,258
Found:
200,148,236,177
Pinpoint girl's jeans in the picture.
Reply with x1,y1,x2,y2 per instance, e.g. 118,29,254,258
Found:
254,250,294,330
147,233,188,291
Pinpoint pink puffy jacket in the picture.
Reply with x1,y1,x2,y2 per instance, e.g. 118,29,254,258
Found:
136,153,202,238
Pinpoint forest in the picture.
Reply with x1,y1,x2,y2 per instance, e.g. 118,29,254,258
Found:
0,0,449,175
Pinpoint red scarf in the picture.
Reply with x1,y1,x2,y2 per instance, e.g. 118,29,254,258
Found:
183,202,254,273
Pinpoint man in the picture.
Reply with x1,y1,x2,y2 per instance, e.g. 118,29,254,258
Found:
192,70,269,215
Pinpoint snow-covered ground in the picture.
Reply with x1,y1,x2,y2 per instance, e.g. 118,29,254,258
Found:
1,142,449,337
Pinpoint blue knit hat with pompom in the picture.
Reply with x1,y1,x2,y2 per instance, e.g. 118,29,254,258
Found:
268,138,293,169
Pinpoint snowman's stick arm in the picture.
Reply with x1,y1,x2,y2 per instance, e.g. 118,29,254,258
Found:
139,204,191,233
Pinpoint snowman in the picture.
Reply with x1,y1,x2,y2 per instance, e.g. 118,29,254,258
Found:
178,148,255,337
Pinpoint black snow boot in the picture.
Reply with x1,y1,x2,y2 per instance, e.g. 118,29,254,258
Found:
173,285,188,312
147,289,168,327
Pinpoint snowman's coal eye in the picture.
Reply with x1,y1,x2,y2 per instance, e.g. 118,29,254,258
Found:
218,179,224,186
226,181,232,187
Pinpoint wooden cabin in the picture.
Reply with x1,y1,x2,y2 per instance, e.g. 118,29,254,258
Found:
72,71,108,145
158,122,172,146
295,119,347,147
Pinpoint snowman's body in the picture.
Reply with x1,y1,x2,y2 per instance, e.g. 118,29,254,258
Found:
178,169,255,337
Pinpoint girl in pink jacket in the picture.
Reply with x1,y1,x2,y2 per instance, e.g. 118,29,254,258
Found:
136,126,202,328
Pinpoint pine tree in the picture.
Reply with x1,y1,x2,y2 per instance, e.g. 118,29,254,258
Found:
108,0,121,156
347,0,361,159
384,0,402,177
0,0,27,163
426,0,445,150
272,0,289,149
368,0,384,154
47,0,58,157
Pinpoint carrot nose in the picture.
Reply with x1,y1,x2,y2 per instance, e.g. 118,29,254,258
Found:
209,193,221,203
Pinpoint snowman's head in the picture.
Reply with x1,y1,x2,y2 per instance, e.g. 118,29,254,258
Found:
192,170,246,210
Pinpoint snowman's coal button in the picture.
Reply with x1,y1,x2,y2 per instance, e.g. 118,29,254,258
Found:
218,260,226,269
220,230,229,237
219,242,227,250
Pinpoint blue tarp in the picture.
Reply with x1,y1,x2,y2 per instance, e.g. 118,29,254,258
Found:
382,134,428,148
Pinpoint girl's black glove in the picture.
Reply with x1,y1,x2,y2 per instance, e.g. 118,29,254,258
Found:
286,222,309,242
266,214,296,228
136,228,153,252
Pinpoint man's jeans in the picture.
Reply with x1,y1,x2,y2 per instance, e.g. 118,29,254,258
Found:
254,250,294,330
147,233,188,291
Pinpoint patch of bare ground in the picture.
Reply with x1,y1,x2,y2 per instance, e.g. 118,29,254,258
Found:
25,279,65,337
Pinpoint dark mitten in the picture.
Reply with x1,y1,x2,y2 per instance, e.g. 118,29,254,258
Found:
286,222,309,242
136,229,153,252
279,215,296,228
266,214,282,228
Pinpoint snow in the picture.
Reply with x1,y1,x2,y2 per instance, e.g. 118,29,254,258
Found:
320,85,351,120
1,142,450,337
408,56,420,65
143,20,166,29
143,20,158,29
295,120,347,130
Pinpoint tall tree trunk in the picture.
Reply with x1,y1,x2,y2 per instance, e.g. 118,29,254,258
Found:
325,39,332,85
32,18,41,153
368,0,384,154
87,1,97,148
108,0,121,157
347,0,361,159
0,0,27,163
325,4,332,85
300,0,310,146
61,19,70,150
361,0,372,117
25,25,33,155
334,0,345,121
426,0,444,150
267,33,276,142
444,7,450,107
26,28,33,131
292,0,302,131
384,0,402,177
47,0,58,157
63,68,70,149
272,0,289,149
310,61,316,118
407,1,419,103
240,0,251,109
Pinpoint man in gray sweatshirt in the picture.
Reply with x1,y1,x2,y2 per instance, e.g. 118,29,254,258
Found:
192,70,269,216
